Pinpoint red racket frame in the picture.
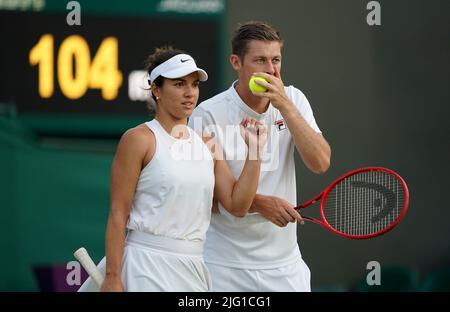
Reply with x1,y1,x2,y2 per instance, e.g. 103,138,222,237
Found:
295,167,409,239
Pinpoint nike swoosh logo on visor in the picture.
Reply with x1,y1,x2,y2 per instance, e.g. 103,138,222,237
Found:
180,59,191,63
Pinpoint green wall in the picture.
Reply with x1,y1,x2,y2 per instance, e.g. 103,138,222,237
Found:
0,116,113,291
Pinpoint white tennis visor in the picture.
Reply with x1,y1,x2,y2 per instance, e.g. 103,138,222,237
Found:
149,54,208,84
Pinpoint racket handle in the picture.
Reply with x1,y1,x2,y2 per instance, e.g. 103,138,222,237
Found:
73,247,104,288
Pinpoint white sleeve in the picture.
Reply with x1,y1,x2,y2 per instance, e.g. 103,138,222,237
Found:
288,86,322,134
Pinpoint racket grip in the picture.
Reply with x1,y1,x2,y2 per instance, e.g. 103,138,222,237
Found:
73,247,104,289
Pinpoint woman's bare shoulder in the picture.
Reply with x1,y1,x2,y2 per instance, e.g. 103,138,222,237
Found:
117,123,155,154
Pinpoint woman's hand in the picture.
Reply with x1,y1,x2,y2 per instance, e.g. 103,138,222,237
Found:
100,275,123,292
239,117,267,159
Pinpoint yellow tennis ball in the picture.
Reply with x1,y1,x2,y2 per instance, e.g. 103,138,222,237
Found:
249,76,268,93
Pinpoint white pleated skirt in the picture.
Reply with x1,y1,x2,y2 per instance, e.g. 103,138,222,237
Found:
77,230,212,292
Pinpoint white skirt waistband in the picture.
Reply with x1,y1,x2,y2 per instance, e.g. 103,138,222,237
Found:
125,230,204,256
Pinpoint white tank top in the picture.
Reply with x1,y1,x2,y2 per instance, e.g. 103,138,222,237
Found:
126,119,215,242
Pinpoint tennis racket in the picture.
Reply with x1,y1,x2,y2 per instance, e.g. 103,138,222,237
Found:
73,247,104,288
295,167,409,239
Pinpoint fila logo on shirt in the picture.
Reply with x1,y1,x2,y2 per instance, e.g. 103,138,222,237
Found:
275,119,286,131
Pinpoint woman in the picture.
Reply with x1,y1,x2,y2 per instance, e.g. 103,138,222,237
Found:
78,47,266,292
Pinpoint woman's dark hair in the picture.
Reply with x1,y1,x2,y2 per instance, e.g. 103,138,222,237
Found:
145,46,186,104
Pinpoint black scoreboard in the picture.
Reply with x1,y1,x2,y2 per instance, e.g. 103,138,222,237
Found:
0,0,225,137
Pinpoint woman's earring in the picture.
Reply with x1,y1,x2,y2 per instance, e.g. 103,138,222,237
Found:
156,96,159,101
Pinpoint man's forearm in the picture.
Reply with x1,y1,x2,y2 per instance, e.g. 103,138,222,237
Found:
248,194,267,213
279,103,331,174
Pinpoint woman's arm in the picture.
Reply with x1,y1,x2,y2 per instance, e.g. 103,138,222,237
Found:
208,118,267,218
101,127,154,291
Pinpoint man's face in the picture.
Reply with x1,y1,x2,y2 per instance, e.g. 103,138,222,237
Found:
233,40,282,88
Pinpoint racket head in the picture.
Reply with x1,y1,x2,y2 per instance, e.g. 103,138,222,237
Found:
319,167,409,239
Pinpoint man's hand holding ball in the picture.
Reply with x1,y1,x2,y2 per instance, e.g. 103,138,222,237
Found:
249,75,268,93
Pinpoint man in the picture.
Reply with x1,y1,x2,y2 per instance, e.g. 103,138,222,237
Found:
188,21,331,291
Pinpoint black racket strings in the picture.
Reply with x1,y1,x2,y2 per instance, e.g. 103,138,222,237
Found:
323,171,406,236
